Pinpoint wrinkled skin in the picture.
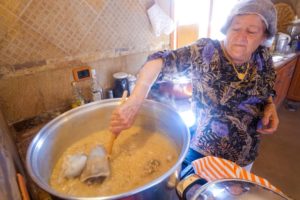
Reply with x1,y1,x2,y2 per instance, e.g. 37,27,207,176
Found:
257,102,279,134
223,14,267,64
224,15,279,134
109,59,163,134
109,96,142,134
109,15,279,136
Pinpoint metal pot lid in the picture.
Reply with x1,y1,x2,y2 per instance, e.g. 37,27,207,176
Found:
190,178,291,200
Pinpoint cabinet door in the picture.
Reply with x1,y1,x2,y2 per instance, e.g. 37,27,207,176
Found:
287,57,300,101
274,67,285,106
274,58,297,107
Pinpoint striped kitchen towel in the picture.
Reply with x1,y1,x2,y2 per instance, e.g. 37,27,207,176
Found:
192,156,283,195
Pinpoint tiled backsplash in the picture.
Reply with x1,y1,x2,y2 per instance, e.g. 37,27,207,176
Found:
0,0,168,70
0,0,170,123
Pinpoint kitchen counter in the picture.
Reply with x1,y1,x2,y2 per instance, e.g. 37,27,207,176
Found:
14,109,64,162
13,109,67,199
272,52,299,107
273,52,299,69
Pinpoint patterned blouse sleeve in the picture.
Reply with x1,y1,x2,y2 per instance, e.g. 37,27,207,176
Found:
146,41,199,80
262,47,276,98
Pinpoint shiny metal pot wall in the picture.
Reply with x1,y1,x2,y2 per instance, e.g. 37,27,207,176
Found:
26,99,190,200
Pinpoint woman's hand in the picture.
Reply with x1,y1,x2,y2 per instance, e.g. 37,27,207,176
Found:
257,102,279,134
109,58,163,134
109,96,142,134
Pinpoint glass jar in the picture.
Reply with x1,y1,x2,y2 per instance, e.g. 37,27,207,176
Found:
71,81,85,108
113,72,129,98
106,89,114,99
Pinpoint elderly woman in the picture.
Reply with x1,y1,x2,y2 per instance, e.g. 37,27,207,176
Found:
110,0,279,173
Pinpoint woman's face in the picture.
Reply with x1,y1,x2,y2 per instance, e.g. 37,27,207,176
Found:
224,14,267,64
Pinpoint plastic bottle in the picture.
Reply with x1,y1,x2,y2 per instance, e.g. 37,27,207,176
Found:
90,69,103,101
127,74,136,95
71,81,85,108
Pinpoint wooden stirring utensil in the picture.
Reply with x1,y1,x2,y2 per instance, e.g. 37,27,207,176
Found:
107,90,128,156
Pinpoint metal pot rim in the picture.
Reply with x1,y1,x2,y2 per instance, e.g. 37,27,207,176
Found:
191,178,291,200
26,98,190,199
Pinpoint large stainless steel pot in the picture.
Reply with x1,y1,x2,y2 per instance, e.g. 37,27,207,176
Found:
26,99,190,200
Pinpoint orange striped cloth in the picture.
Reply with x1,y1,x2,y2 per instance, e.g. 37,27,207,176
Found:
192,156,283,195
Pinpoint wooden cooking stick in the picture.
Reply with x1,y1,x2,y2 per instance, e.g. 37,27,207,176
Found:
17,173,30,200
107,90,128,156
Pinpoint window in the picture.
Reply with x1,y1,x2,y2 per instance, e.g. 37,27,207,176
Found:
210,0,239,40
172,0,239,48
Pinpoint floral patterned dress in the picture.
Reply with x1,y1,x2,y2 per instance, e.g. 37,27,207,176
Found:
147,38,276,166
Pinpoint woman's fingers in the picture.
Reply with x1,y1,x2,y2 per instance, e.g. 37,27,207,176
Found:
257,127,275,134
109,118,134,133
109,101,140,133
110,118,134,128
262,112,271,126
257,103,279,134
109,125,125,134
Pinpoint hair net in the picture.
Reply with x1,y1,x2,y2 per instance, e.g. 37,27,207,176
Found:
221,0,277,40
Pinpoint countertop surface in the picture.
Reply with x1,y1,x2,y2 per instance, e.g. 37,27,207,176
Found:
272,52,299,69
13,109,66,200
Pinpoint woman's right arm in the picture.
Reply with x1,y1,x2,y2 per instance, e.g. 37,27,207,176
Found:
109,39,199,134
109,58,163,134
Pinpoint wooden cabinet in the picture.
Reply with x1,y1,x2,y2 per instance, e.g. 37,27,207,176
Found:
273,58,297,107
287,57,300,101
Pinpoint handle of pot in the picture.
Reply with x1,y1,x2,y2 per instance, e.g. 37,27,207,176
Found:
278,32,292,43
167,172,178,189
287,34,291,44
176,174,207,200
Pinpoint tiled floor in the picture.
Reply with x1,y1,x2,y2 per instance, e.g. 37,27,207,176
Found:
252,103,300,200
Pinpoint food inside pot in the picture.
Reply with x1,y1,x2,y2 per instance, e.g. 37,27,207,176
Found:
50,126,179,197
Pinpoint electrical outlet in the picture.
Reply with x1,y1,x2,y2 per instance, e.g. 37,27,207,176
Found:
72,66,91,82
